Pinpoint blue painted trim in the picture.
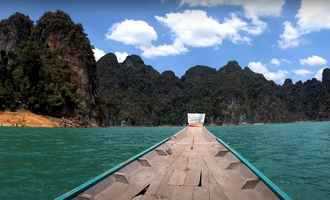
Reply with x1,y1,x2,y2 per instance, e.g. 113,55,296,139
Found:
215,136,291,200
54,137,170,200
55,127,290,200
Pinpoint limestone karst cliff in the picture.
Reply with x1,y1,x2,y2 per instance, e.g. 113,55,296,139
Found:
1,11,330,126
0,11,96,125
96,54,330,125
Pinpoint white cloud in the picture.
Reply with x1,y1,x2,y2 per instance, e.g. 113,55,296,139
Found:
93,48,106,61
141,40,188,58
106,19,157,47
300,55,327,66
106,19,187,58
114,51,128,63
279,1,330,49
293,69,312,76
315,67,326,81
180,0,284,35
145,10,255,57
242,0,284,18
244,17,266,35
248,61,269,74
107,10,266,58
155,10,259,48
278,21,301,49
248,61,288,83
297,0,330,32
93,48,128,62
270,58,281,66
270,58,291,65
180,0,284,18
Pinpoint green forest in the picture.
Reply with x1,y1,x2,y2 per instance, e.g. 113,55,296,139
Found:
1,11,330,126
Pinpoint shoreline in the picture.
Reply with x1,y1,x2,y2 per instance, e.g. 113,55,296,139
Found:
0,111,60,128
1,111,329,128
0,120,329,129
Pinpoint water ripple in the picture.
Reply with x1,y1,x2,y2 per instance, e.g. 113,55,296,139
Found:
209,121,330,200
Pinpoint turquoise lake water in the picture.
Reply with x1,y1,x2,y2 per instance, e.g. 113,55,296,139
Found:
0,122,330,199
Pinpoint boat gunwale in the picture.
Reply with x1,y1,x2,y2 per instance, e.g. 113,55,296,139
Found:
54,136,171,200
55,127,291,200
54,127,188,200
212,130,291,200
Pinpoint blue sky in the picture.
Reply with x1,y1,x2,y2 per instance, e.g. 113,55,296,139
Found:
1,0,330,84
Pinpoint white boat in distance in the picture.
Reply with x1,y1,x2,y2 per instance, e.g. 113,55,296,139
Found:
187,113,205,127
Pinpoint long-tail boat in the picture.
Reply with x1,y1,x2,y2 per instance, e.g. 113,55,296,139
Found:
55,113,290,200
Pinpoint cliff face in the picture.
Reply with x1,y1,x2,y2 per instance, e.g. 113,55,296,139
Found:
0,13,33,52
323,69,330,90
96,54,161,126
0,11,96,125
96,54,330,125
1,11,330,126
33,11,96,106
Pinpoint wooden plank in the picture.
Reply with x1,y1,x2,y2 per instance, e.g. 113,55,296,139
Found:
168,146,190,186
202,146,230,200
116,169,154,200
171,186,193,200
193,187,209,200
184,156,202,186
208,171,230,200
193,163,210,200
94,182,128,200
168,169,187,186
144,143,188,199
77,127,282,200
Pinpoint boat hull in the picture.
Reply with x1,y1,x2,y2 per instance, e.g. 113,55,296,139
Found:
55,127,290,200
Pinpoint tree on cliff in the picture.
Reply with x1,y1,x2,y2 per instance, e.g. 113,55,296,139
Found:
0,11,97,124
1,11,330,126
96,53,330,126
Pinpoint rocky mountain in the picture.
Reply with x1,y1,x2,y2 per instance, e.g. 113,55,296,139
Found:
1,11,330,126
96,54,330,126
0,11,96,125
0,12,33,52
95,54,162,126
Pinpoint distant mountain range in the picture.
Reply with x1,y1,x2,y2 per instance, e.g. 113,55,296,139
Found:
1,11,330,126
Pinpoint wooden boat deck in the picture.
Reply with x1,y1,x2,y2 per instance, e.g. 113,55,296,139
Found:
73,127,280,200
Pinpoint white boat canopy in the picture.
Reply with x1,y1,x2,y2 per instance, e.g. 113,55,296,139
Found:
187,113,205,126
